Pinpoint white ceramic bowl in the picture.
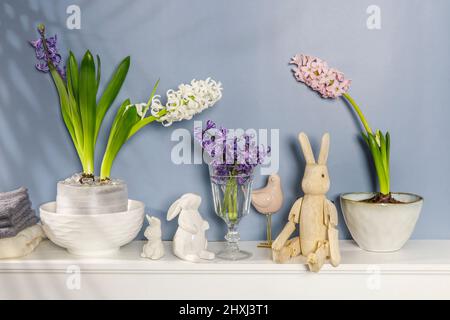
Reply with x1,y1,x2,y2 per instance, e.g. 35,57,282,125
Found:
40,200,144,256
340,192,423,252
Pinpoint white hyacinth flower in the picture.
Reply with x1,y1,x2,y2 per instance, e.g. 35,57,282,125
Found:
150,78,223,126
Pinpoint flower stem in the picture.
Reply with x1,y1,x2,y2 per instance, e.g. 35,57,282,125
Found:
127,110,167,139
222,177,238,223
343,93,391,196
342,93,373,135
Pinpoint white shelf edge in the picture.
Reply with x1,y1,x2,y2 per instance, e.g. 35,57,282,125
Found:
2,240,450,275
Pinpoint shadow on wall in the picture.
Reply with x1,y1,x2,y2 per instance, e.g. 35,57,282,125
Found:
0,0,215,245
0,1,72,198
0,2,120,299
0,0,129,199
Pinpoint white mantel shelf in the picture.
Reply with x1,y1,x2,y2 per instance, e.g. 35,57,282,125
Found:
1,240,450,299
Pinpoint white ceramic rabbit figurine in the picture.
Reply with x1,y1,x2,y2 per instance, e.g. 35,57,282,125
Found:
272,132,341,272
167,193,215,262
141,215,165,260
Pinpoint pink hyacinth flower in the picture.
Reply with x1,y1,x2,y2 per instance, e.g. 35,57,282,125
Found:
290,54,351,99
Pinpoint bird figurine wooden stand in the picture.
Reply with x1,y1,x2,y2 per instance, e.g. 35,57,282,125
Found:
272,132,341,272
251,174,283,248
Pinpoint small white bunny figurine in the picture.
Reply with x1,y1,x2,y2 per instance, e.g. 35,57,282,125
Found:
167,193,215,262
141,215,165,260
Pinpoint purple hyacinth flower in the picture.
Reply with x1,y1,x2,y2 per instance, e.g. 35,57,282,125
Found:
205,120,216,131
196,120,271,185
29,24,65,79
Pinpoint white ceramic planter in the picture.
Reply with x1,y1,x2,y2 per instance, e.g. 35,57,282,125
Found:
40,200,144,256
56,181,128,215
340,192,423,252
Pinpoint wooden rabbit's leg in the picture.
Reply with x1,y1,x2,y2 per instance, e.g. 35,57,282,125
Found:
272,221,296,251
306,241,328,272
272,198,302,263
272,198,302,251
286,237,301,257
272,237,301,263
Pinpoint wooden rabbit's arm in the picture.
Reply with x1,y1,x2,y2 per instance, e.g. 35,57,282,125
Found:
324,199,341,267
272,198,302,251
324,199,338,227
288,198,303,223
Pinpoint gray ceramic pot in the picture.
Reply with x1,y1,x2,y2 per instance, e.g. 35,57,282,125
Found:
340,192,423,252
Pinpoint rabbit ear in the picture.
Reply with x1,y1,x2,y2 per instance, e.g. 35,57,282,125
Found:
298,132,316,164
318,133,330,165
146,214,152,224
150,216,161,225
167,199,182,221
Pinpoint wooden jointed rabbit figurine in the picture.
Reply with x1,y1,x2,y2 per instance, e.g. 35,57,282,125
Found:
272,132,341,272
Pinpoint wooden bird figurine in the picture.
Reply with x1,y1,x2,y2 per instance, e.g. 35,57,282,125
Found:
251,174,284,248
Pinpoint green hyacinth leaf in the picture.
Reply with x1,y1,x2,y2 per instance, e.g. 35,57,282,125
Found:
79,50,97,174
96,54,101,92
67,52,79,104
106,99,130,148
146,79,160,107
49,68,77,150
127,80,162,139
95,56,130,142
379,130,389,181
66,55,83,151
101,101,139,179
368,133,389,195
361,131,369,146
385,131,391,191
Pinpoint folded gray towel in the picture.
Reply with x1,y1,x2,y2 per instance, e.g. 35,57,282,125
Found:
0,212,38,239
0,187,37,238
0,189,31,216
0,198,32,223
0,187,27,201
0,192,28,204
0,205,35,228
0,193,28,206
0,197,31,219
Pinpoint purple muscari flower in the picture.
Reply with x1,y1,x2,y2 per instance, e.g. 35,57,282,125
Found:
29,24,65,79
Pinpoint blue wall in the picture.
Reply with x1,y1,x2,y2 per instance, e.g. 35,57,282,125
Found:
1,0,449,240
